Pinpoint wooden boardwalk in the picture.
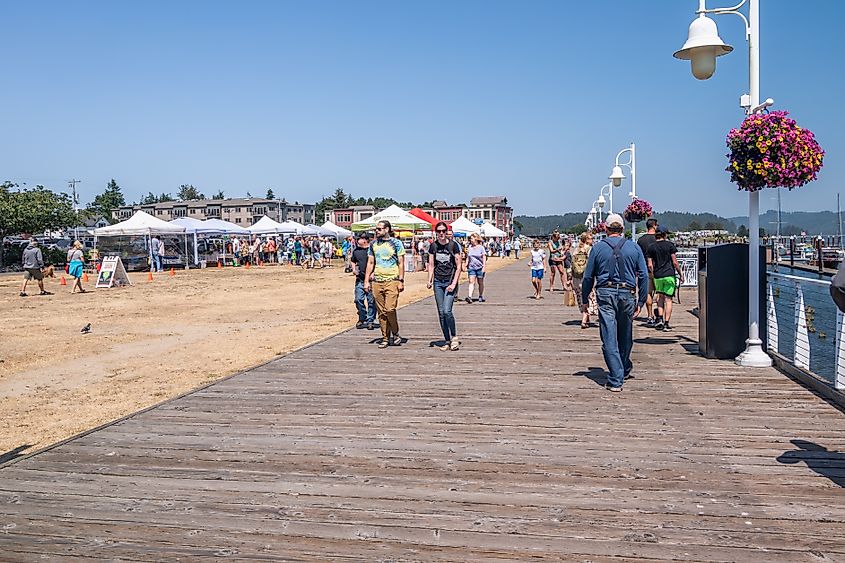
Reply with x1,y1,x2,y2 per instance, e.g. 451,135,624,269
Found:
1,260,844,561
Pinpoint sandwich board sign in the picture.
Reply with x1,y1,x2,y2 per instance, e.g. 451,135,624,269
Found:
96,255,132,288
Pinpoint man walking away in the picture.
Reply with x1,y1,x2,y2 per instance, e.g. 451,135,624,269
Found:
150,235,162,272
20,240,51,297
646,226,684,331
351,233,377,330
637,218,659,326
364,220,405,348
581,213,648,392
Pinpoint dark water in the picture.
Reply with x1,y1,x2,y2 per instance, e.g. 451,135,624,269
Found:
767,265,837,385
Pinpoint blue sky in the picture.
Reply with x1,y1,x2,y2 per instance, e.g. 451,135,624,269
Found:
2,0,841,217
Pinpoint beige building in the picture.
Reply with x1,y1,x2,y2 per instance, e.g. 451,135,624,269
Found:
113,198,315,226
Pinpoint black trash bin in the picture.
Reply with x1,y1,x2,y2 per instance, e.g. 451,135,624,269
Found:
698,243,766,359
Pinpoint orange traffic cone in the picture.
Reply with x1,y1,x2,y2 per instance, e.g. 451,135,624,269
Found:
83,272,89,282
245,262,251,269
259,260,265,268
60,276,67,286
217,260,222,268
169,268,175,277
148,271,154,281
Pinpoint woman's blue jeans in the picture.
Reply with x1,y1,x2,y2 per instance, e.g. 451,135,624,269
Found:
433,280,458,342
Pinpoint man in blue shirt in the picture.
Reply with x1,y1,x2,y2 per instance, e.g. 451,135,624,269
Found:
581,213,649,392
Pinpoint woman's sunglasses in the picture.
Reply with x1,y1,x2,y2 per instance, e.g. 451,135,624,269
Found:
436,229,447,233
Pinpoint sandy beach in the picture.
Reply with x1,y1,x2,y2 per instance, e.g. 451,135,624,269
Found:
0,256,515,455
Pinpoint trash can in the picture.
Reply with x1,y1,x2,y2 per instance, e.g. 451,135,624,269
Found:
698,243,766,359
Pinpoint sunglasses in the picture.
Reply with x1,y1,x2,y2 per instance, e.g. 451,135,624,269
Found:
436,229,448,233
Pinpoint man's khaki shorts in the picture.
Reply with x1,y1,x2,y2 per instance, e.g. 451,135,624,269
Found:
24,268,44,281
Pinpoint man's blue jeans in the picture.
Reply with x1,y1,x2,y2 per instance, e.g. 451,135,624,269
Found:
354,280,376,324
151,253,161,272
433,280,458,342
596,287,636,388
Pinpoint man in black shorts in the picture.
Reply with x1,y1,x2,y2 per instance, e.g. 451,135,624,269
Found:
637,218,658,326
19,240,51,297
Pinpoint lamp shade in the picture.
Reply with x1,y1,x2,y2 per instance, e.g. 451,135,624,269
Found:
597,194,606,208
609,165,625,187
673,14,733,80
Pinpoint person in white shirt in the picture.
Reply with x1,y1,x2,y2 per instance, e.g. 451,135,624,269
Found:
529,240,546,299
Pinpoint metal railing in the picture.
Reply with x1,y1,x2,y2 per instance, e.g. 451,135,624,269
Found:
766,270,845,393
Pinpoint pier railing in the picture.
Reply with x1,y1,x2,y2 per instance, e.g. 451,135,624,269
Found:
766,270,845,399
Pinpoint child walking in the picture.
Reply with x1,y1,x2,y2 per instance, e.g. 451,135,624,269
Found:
529,240,545,299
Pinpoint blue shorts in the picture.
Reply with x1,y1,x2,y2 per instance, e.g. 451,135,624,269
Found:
531,269,544,279
468,268,484,279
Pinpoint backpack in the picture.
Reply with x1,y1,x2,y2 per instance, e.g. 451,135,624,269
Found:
572,247,589,276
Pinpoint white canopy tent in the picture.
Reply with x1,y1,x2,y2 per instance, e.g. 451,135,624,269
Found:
479,222,507,238
170,217,219,265
350,205,432,232
94,211,186,237
449,215,481,235
202,218,250,234
93,211,188,268
321,221,353,238
307,224,338,237
248,215,288,235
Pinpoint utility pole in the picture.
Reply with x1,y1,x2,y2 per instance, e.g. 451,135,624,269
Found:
68,179,82,241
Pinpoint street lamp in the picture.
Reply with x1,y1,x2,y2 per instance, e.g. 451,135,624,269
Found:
599,182,614,213
673,0,771,368
609,142,637,240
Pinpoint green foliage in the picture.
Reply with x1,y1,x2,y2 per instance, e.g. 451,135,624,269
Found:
265,188,275,200
141,192,159,204
687,220,702,231
177,184,204,200
737,225,749,237
0,182,78,236
212,190,225,200
159,192,175,202
86,179,125,224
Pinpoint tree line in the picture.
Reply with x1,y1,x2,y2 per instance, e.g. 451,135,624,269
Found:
315,188,434,223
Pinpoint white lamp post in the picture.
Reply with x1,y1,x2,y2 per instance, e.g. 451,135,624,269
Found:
674,0,771,368
597,195,606,223
609,143,637,240
599,182,614,214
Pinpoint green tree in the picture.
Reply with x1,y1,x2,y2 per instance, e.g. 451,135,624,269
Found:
141,192,159,204
265,188,275,200
687,220,702,231
177,184,204,200
512,219,524,233
704,221,724,230
86,179,125,224
737,225,749,237
212,190,225,200
0,182,78,264
159,192,175,202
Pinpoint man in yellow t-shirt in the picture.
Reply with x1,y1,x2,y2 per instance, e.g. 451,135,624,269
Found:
364,220,405,348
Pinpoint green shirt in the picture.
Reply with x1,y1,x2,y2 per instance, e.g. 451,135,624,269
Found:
368,238,405,282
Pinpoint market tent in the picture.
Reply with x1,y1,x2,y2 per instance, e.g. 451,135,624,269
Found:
202,218,250,234
278,220,315,235
350,205,432,232
321,220,353,238
170,217,221,265
479,222,507,238
307,224,338,237
94,211,188,268
248,215,288,235
93,210,186,236
449,215,481,235
408,208,437,228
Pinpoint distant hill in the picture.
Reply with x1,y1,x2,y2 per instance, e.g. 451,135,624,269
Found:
515,211,738,236
729,210,844,236
515,210,844,236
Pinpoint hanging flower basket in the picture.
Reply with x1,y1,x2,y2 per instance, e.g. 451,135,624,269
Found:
623,199,653,223
593,221,607,234
726,110,824,192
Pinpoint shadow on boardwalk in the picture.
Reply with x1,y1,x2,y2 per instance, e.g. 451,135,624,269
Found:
1,260,845,561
